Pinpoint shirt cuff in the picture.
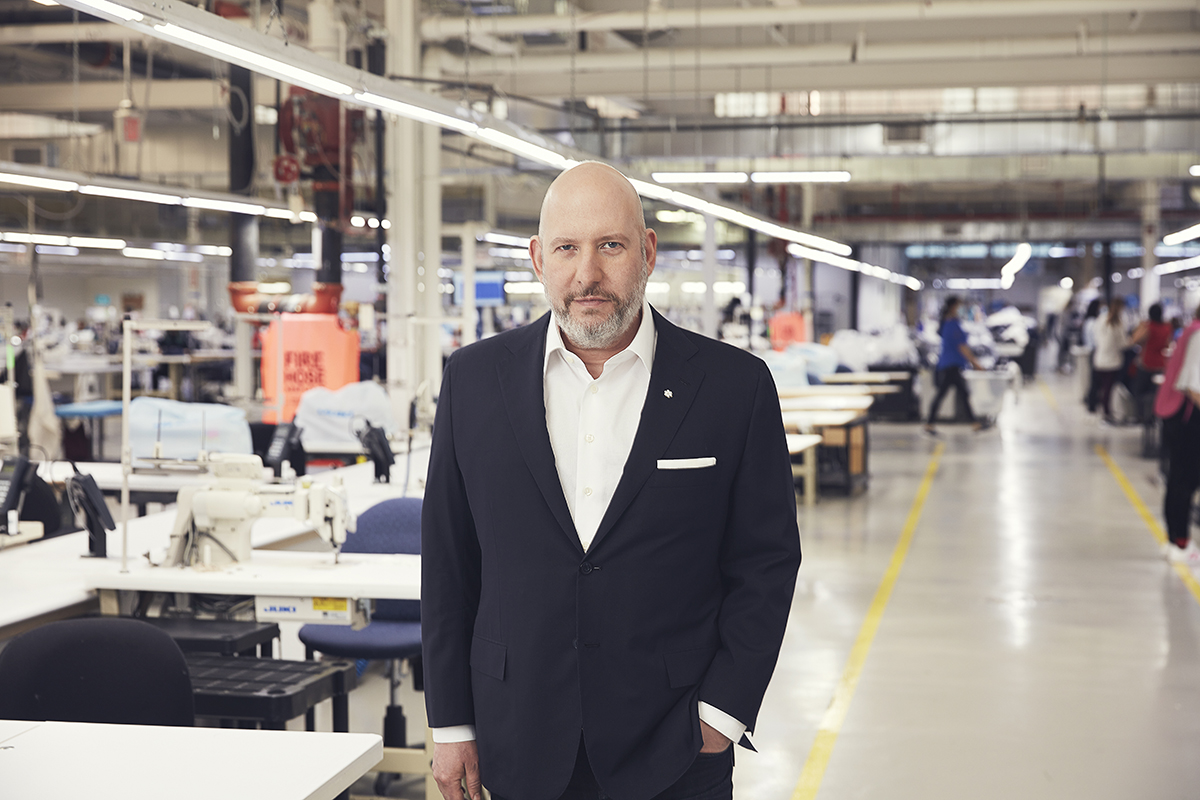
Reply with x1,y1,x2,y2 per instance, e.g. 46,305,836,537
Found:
431,725,477,743
698,701,746,745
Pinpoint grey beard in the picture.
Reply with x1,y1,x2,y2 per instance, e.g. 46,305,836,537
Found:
551,267,648,350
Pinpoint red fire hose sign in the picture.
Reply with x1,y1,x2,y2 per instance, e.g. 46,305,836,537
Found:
274,154,301,184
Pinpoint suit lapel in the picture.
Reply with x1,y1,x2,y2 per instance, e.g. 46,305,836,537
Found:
589,309,704,552
496,314,582,553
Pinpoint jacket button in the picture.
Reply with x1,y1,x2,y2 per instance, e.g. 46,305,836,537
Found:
580,562,594,574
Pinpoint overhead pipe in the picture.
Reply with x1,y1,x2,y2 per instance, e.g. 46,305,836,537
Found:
421,0,1199,40
431,32,1200,76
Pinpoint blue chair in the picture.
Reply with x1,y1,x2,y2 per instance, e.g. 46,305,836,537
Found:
298,496,422,793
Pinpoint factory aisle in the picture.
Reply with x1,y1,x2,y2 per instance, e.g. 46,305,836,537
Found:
738,371,1200,800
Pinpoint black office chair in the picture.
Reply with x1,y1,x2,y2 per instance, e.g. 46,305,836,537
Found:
0,617,194,726
298,496,422,794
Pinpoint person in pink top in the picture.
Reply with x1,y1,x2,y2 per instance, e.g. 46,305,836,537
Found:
1158,303,1200,564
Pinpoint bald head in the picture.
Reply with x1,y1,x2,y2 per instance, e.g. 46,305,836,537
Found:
530,161,657,356
538,162,647,245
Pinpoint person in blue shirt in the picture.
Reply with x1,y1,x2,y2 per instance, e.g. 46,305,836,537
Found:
925,296,990,435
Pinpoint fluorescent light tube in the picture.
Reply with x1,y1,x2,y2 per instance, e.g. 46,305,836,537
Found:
0,172,79,192
299,211,318,223
123,247,166,260
264,208,296,220
474,129,577,170
3,232,71,246
153,24,352,97
750,171,851,183
1000,243,1032,276
73,0,142,22
1163,222,1200,247
183,197,267,215
81,185,182,204
652,172,748,184
355,92,479,135
481,232,531,248
1154,254,1200,276
69,236,126,249
1191,165,1200,177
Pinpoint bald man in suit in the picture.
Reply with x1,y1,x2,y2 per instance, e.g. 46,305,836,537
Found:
422,162,801,800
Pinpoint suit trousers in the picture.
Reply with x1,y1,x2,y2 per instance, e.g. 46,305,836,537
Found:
490,735,734,800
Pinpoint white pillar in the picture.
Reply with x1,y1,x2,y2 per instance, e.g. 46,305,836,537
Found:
460,222,477,346
800,183,815,341
385,0,418,422
1140,179,1161,310
420,58,444,401
702,211,718,339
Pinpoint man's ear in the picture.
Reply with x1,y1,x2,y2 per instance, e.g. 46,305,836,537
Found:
530,236,545,281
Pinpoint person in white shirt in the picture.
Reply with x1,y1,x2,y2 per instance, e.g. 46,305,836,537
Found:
422,162,801,800
1091,297,1129,423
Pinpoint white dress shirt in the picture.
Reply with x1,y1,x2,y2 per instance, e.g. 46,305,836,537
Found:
432,304,747,747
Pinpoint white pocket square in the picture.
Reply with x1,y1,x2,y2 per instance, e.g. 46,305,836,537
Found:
656,457,717,470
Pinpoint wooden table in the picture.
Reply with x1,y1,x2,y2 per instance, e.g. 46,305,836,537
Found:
777,384,900,398
779,395,874,412
0,719,381,800
781,410,870,496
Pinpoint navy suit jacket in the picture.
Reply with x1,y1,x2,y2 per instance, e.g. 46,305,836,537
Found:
422,308,801,800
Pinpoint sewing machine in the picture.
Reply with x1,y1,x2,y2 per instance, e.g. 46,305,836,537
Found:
164,453,355,569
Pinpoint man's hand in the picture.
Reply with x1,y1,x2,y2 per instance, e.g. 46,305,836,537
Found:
431,740,482,800
699,720,732,753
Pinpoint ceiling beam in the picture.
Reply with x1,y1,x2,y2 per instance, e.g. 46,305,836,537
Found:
0,77,276,113
433,32,1200,76
421,0,1200,40
459,53,1200,97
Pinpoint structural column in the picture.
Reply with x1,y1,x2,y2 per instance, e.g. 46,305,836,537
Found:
385,0,419,423
1139,179,1161,309
420,51,445,400
701,211,718,339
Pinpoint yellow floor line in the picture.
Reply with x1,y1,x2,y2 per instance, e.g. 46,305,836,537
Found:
791,442,945,800
1096,444,1200,605
1037,378,1059,411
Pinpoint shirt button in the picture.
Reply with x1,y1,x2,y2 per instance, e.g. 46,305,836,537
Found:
585,434,595,443
583,487,593,497
590,385,598,394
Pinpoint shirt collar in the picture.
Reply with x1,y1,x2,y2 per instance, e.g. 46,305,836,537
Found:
544,300,657,377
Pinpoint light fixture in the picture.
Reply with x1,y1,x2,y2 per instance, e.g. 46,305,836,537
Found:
354,92,479,135
1191,165,1200,177
122,247,166,260
1154,254,1200,276
750,171,851,183
81,185,182,205
264,208,296,220
2,232,70,246
183,197,267,215
946,278,1004,290
1060,277,1074,289
299,211,318,223
69,236,126,249
482,232,531,248
475,128,577,170
350,216,366,228
153,24,353,97
999,242,1032,288
1163,222,1200,247
786,242,922,291
652,172,749,184
74,0,141,21
0,172,79,192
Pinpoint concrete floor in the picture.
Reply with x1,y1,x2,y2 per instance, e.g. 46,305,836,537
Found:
84,366,1200,799
736,370,1200,800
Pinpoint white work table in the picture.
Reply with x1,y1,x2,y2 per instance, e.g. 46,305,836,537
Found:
777,383,900,398
786,433,823,507
0,719,382,800
779,395,874,412
0,461,416,638
819,371,911,383
780,409,866,431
